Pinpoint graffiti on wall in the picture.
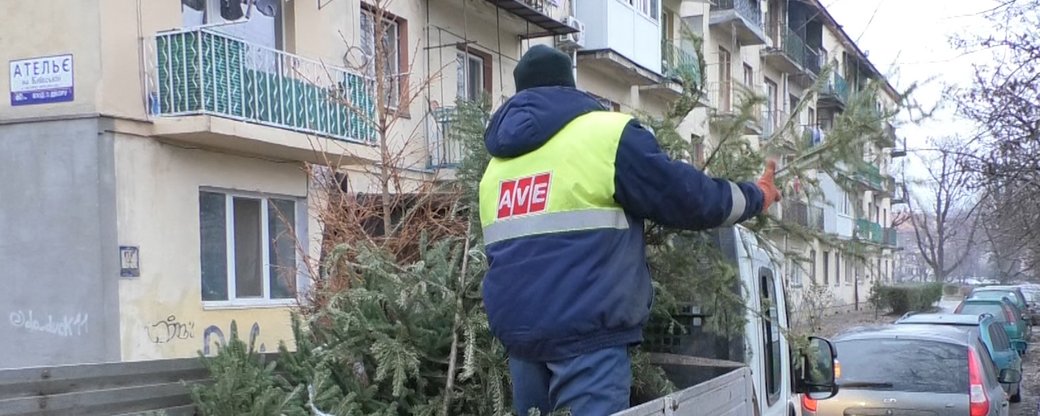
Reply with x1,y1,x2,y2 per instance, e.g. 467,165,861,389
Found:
9,310,89,337
147,315,195,344
202,321,266,355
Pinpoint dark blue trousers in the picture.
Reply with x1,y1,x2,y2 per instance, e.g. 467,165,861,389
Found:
509,346,632,416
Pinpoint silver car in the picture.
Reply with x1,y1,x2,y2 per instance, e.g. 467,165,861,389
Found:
804,324,1021,416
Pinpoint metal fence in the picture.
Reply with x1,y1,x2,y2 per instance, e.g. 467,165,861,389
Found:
144,28,377,143
713,0,762,27
0,358,211,415
427,106,464,168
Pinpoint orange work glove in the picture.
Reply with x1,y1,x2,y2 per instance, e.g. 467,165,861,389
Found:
757,160,782,213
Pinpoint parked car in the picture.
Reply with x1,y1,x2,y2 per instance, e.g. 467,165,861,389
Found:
895,313,1024,402
970,286,1034,325
1017,285,1040,324
806,325,1020,416
956,298,1030,355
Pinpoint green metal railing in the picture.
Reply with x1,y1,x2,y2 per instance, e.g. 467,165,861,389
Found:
780,26,820,74
855,219,883,244
856,163,885,189
146,28,376,143
662,39,701,85
883,227,898,247
713,0,762,27
822,72,850,104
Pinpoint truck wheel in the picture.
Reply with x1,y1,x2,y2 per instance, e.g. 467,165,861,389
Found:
1011,383,1022,403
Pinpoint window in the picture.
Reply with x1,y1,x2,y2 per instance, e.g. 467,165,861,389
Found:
629,0,660,20
200,190,299,303
457,48,492,103
361,7,408,109
808,107,816,126
692,134,705,166
765,79,778,133
718,47,732,112
822,251,829,285
181,0,282,50
809,250,817,284
989,325,1011,351
835,339,967,394
760,268,782,404
743,63,754,86
846,257,854,284
835,252,842,285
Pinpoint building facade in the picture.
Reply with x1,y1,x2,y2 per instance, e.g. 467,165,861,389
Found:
0,0,899,368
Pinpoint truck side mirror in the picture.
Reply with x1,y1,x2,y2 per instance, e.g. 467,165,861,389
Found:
796,336,839,400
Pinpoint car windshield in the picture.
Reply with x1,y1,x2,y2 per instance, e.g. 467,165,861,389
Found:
958,303,1008,322
972,290,1019,304
836,339,968,394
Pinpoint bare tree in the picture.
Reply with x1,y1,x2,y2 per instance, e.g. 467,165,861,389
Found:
904,139,981,282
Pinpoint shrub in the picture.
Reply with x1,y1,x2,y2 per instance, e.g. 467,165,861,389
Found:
943,284,960,296
873,283,944,315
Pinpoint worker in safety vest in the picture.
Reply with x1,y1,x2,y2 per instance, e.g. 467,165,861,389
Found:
478,45,781,415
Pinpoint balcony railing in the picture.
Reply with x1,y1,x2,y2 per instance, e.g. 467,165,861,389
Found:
821,72,850,105
661,39,701,84
145,28,376,143
427,106,464,168
712,0,762,28
784,201,824,231
779,26,820,75
883,227,898,247
855,163,886,190
855,219,883,244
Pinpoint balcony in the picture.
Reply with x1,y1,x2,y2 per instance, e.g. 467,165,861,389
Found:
642,39,701,99
891,181,907,204
661,39,701,84
818,72,850,110
144,28,380,163
883,227,898,247
710,0,768,46
855,219,883,244
707,79,763,133
577,0,664,84
854,163,886,191
882,121,897,146
783,201,824,231
426,106,464,169
761,26,820,82
482,0,578,39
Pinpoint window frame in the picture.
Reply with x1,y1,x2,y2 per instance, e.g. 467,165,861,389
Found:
181,0,284,50
360,4,410,115
759,267,783,405
199,188,305,309
456,46,493,104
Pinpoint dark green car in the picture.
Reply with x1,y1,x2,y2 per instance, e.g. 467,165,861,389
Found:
970,286,1032,322
956,298,1030,355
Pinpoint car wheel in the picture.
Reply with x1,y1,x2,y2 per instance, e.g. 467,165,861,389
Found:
1011,383,1022,403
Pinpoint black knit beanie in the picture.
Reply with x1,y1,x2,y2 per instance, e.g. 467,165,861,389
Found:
513,45,576,92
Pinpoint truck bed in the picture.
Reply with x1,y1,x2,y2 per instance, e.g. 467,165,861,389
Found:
612,366,754,416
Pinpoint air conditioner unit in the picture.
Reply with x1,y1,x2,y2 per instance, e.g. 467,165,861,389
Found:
556,16,585,50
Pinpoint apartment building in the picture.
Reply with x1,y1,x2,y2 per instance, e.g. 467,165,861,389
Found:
0,0,899,367
0,0,580,368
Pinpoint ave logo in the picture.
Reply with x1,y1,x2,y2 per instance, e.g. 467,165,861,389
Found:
497,172,551,219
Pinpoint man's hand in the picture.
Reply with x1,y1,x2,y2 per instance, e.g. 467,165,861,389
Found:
757,160,781,213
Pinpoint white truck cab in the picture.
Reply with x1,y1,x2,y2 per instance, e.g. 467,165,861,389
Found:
614,226,838,416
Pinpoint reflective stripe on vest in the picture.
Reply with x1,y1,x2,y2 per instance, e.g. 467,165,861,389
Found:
479,111,633,245
482,208,629,245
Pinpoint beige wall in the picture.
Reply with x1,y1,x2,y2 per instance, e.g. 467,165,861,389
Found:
1,0,102,120
113,133,316,360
